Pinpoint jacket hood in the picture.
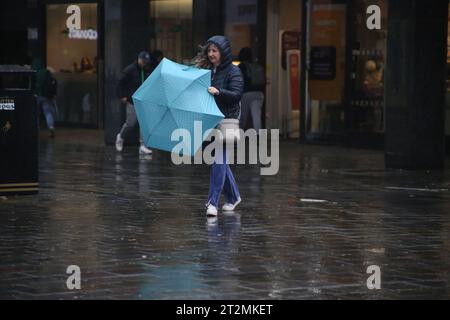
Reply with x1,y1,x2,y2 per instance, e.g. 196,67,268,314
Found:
206,35,232,69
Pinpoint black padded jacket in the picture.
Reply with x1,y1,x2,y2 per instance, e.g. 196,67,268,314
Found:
116,62,152,104
206,36,244,119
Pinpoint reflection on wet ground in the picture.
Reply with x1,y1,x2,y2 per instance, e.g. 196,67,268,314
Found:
1,130,449,299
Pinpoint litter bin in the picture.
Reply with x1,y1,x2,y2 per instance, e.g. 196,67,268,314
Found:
0,65,38,195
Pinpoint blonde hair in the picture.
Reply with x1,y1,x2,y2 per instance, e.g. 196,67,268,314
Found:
194,44,212,69
194,43,219,69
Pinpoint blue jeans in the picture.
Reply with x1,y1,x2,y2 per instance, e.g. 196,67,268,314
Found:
207,148,240,208
37,96,56,129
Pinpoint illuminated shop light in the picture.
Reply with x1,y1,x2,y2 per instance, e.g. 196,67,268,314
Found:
68,28,98,40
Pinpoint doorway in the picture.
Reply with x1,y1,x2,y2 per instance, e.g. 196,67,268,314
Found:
266,0,302,138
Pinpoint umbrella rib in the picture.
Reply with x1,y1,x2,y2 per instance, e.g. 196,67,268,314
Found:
166,70,209,107
147,108,170,138
169,81,211,113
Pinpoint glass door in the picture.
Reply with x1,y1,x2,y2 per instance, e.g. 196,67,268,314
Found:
305,0,347,139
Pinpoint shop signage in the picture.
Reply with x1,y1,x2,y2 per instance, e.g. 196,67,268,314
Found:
66,4,97,40
309,4,346,101
225,0,257,24
288,51,300,111
310,46,336,80
68,28,98,40
0,98,15,111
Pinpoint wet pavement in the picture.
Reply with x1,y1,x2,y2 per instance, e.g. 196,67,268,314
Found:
1,129,450,299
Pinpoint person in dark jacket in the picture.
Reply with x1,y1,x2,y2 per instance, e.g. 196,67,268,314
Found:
150,49,164,72
31,57,58,138
115,51,153,154
195,35,244,217
238,47,265,131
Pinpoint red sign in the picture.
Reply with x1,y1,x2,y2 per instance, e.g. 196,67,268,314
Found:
288,52,300,111
282,31,301,69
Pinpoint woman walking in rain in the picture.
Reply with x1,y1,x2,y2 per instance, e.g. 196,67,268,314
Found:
195,35,244,217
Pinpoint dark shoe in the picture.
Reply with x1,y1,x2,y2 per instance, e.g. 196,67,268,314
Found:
49,128,55,138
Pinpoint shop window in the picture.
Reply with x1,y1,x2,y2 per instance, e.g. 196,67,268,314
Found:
306,0,347,136
305,0,388,138
350,0,387,133
46,3,98,127
149,0,193,64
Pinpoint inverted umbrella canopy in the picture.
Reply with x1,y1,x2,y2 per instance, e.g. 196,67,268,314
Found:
132,58,224,156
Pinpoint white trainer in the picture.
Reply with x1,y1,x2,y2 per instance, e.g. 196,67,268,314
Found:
139,145,152,155
206,204,218,216
222,197,241,211
115,133,124,152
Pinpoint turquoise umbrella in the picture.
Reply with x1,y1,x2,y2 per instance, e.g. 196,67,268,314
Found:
132,58,224,156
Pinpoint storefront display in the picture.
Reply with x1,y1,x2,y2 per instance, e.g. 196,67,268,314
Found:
46,3,99,127
349,0,387,134
304,0,388,142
